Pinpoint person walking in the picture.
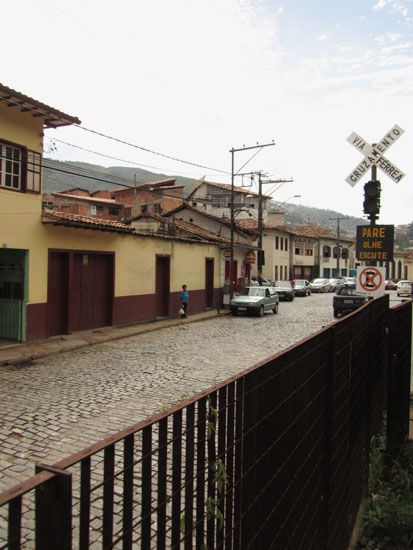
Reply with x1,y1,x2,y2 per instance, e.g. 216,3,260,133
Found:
180,284,188,318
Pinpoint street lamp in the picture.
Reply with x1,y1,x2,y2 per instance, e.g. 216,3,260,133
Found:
276,194,301,209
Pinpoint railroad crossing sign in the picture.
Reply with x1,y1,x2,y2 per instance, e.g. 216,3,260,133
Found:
346,124,405,186
356,266,385,297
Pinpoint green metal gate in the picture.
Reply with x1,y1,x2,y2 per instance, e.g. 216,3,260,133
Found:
0,249,26,341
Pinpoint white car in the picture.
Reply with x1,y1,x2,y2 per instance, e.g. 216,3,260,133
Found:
309,278,331,293
396,280,412,297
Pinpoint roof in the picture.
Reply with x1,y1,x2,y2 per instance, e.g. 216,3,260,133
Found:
164,203,254,237
278,224,352,242
187,180,271,200
130,212,230,244
52,193,124,206
42,209,134,233
0,83,80,128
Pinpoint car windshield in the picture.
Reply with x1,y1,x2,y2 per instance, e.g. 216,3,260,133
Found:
240,287,266,297
294,281,305,287
274,281,291,288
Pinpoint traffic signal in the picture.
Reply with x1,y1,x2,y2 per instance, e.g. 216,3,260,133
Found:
363,180,381,219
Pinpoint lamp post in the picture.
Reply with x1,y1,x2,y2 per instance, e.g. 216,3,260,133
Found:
276,194,301,209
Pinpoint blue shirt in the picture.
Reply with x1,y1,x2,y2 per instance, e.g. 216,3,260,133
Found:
180,290,188,303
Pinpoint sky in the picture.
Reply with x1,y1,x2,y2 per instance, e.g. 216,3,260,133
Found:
2,0,412,224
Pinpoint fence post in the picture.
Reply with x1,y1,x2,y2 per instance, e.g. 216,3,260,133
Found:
35,464,72,550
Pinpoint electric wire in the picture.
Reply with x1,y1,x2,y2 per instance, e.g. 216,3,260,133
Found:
1,94,230,175
74,124,230,175
50,138,225,179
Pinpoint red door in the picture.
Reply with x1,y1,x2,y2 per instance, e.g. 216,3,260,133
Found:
155,256,170,317
205,258,214,308
72,253,114,332
47,252,69,336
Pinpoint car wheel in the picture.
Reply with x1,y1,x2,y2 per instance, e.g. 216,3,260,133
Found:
290,295,294,301
258,305,264,317
273,303,278,314
333,309,340,318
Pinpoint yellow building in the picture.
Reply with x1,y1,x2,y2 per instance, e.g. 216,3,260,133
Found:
0,84,221,342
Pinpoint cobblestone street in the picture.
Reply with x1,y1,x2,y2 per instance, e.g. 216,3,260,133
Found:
0,293,335,492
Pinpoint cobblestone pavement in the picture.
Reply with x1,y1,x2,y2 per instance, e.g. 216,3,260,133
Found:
1,293,334,492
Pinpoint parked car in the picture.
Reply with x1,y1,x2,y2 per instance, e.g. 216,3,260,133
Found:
329,278,344,292
333,285,371,318
293,279,311,296
341,276,356,289
309,278,331,293
396,280,412,297
385,279,397,290
274,280,295,301
230,286,279,316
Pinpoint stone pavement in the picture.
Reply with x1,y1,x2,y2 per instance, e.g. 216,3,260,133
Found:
0,308,224,366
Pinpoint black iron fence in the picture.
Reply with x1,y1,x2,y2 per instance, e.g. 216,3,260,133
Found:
0,295,411,549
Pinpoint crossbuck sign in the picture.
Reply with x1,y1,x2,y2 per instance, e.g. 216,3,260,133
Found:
346,124,405,187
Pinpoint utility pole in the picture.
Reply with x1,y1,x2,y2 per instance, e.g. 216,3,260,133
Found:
329,215,349,277
229,142,275,299
257,173,293,285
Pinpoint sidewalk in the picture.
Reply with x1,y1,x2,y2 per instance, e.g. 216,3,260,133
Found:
0,309,226,367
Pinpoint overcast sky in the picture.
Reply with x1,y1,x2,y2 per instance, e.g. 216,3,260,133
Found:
3,0,412,224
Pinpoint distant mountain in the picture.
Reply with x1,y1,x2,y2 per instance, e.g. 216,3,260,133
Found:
42,159,196,194
41,159,370,238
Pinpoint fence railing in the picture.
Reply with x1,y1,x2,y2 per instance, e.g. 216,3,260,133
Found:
0,295,411,549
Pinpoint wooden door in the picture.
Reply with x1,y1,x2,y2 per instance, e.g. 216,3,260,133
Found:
155,256,170,317
47,252,69,336
205,258,214,308
73,253,113,332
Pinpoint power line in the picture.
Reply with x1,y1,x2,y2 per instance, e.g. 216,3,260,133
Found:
73,124,230,175
50,138,223,178
2,94,230,175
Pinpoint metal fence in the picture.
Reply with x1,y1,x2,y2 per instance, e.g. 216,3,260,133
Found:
0,295,411,549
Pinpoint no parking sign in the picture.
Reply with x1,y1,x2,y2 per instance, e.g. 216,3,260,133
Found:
356,266,386,297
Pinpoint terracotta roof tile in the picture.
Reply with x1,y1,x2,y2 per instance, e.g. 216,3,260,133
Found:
42,209,134,233
52,193,124,206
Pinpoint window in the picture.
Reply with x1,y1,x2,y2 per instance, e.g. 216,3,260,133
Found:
280,238,284,251
141,204,148,213
154,204,163,214
0,143,22,190
26,150,41,192
0,142,42,193
285,239,288,251
108,207,119,216
323,245,331,258
295,241,304,255
275,237,279,249
91,205,97,216
274,265,278,279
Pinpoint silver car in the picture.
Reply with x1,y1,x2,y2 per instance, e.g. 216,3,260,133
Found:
396,280,412,297
310,278,331,293
230,286,279,316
